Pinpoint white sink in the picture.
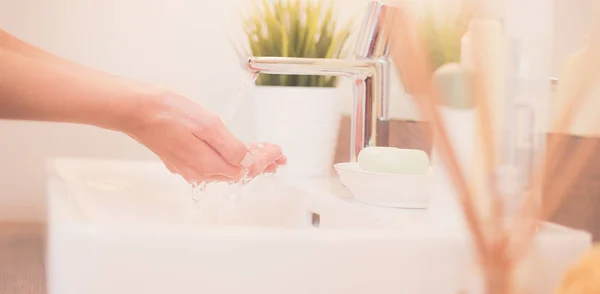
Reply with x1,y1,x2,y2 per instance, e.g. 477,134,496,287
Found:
46,158,591,294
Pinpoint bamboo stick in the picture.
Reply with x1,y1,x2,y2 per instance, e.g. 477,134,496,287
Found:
385,0,489,263
385,0,600,292
511,35,600,260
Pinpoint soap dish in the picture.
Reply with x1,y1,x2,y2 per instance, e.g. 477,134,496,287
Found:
334,162,430,209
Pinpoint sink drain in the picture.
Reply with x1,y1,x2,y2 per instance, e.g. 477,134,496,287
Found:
310,212,320,228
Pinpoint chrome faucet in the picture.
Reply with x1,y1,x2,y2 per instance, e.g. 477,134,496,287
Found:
247,0,396,161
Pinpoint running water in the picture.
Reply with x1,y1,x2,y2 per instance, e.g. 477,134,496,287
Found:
190,72,260,224
191,181,208,202
223,72,259,127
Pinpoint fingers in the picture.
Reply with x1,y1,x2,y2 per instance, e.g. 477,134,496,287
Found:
159,138,287,185
264,163,278,174
276,155,287,165
163,137,244,184
246,143,286,177
194,115,253,169
188,141,244,180
248,143,287,165
162,157,231,184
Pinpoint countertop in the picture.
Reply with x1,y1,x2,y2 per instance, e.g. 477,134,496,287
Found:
0,223,45,294
4,121,600,294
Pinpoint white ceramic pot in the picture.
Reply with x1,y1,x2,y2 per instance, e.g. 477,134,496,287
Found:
253,86,341,178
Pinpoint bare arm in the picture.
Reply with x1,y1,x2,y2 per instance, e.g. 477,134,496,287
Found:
0,29,156,132
0,28,76,65
0,29,286,183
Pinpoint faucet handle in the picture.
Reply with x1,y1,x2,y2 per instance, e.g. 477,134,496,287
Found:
384,1,433,97
355,0,392,59
355,0,414,60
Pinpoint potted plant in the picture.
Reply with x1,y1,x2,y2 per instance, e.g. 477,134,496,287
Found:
417,1,472,72
235,0,353,178
396,2,472,120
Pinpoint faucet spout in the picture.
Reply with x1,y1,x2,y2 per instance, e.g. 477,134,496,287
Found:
247,57,375,79
247,0,398,162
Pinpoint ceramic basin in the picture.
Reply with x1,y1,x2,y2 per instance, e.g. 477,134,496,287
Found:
46,158,591,294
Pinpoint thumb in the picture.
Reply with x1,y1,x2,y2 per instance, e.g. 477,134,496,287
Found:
197,116,253,168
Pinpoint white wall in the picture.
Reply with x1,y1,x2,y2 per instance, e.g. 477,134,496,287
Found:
552,0,596,77
0,0,593,222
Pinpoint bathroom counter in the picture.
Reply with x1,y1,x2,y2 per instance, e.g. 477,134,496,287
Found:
0,166,595,294
0,176,386,294
281,176,429,229
0,223,46,294
0,177,348,294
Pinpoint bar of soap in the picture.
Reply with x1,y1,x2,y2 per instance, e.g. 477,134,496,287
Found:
357,147,430,175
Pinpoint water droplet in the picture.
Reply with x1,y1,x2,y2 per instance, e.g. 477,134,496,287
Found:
189,72,262,225
191,182,207,203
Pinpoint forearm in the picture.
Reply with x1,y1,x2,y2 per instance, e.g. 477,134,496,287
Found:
0,29,78,67
0,30,160,133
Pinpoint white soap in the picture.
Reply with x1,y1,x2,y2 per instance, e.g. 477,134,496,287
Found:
357,147,430,175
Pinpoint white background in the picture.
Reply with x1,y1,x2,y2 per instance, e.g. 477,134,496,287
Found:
0,0,594,222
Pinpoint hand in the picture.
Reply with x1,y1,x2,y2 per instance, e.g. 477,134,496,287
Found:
125,91,286,184
247,142,288,177
0,28,283,177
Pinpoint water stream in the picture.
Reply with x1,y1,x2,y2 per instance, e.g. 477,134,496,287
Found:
190,72,260,225
223,72,259,127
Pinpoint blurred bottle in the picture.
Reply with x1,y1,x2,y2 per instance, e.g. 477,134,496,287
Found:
503,0,554,193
